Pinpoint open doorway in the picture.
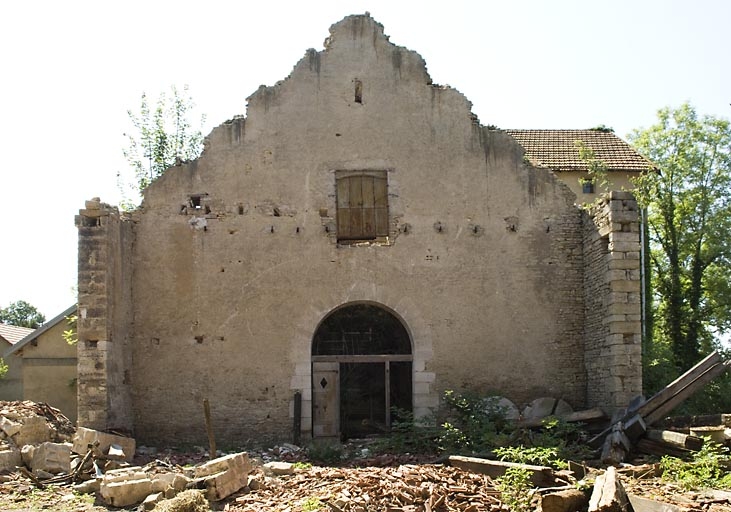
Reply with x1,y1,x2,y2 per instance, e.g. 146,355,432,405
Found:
312,303,412,439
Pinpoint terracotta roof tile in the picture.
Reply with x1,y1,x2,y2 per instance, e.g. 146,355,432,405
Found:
0,324,34,345
505,129,655,173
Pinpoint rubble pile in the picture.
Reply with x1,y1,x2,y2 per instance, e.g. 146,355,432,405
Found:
234,463,503,512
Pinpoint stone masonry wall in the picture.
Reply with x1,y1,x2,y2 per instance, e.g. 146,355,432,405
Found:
583,191,643,412
75,198,133,431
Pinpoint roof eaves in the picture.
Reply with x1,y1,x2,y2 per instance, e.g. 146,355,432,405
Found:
3,304,78,358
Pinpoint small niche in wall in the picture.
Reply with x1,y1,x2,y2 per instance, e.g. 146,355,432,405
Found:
85,340,98,349
354,79,363,104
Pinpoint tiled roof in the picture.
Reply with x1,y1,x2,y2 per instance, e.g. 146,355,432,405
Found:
3,305,77,358
505,129,656,173
0,324,34,345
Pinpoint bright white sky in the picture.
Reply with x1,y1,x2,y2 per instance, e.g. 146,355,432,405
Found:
1,0,729,319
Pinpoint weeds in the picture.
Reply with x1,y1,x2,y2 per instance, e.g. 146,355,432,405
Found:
495,467,534,512
301,496,323,511
494,445,566,469
307,441,343,465
660,440,731,490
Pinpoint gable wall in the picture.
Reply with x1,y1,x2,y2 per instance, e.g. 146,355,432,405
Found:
76,15,642,445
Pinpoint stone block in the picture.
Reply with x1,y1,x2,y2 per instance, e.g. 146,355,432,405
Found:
0,417,22,438
0,448,21,471
608,241,640,253
151,472,189,493
608,321,641,335
609,280,640,293
100,466,152,507
142,492,163,510
11,416,55,446
30,442,71,474
194,452,253,501
264,461,295,475
72,427,135,461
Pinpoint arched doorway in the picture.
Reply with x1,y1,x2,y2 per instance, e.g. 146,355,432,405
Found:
312,303,413,439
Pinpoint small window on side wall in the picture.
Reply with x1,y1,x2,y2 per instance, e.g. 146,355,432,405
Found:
336,171,388,242
581,179,595,194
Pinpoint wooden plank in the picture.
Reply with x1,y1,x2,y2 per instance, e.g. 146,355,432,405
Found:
645,429,704,451
644,360,731,425
635,438,691,459
637,351,722,418
448,455,558,487
589,466,632,512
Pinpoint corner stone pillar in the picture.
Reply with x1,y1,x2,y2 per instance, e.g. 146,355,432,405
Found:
75,198,133,431
584,191,643,413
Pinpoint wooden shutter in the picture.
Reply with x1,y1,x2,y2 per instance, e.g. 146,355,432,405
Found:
336,172,388,241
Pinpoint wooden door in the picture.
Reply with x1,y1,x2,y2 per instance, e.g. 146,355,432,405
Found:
312,362,339,438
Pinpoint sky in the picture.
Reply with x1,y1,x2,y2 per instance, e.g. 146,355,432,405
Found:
1,0,729,319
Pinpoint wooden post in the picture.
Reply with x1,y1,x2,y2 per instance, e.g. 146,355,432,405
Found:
203,399,216,460
293,391,302,446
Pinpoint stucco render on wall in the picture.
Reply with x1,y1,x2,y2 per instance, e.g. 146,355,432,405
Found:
76,14,642,445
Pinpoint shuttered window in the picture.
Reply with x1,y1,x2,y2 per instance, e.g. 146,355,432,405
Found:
336,171,388,241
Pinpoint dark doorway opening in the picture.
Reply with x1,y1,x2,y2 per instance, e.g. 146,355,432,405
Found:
312,304,413,439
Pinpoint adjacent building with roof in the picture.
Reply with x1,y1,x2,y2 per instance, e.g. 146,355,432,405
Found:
2,305,78,423
0,323,34,401
74,14,651,445
507,129,655,200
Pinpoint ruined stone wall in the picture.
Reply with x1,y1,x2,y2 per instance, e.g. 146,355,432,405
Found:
76,199,133,431
76,15,642,445
583,192,643,412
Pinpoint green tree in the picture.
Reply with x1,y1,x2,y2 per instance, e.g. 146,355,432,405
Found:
119,84,205,206
629,104,731,387
0,300,46,329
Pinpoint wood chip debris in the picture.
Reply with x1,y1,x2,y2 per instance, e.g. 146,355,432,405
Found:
230,464,506,512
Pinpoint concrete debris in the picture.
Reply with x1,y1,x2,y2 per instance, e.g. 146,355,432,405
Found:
100,466,153,507
0,400,75,443
193,452,254,501
0,447,21,472
72,426,136,462
263,460,295,475
28,442,71,475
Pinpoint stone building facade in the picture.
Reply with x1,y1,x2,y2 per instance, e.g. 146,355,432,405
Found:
76,15,644,444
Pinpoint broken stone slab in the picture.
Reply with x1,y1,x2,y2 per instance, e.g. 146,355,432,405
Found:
264,461,295,475
589,466,633,512
72,427,135,462
10,415,54,446
0,417,22,438
193,452,253,501
0,448,22,472
628,494,683,512
29,442,71,474
73,478,101,494
522,397,573,421
151,472,190,494
142,492,164,511
448,455,559,487
100,466,153,507
541,488,590,512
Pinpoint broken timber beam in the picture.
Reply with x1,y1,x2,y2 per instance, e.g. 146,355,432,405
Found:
645,429,704,451
643,360,731,425
448,455,559,487
588,351,729,448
